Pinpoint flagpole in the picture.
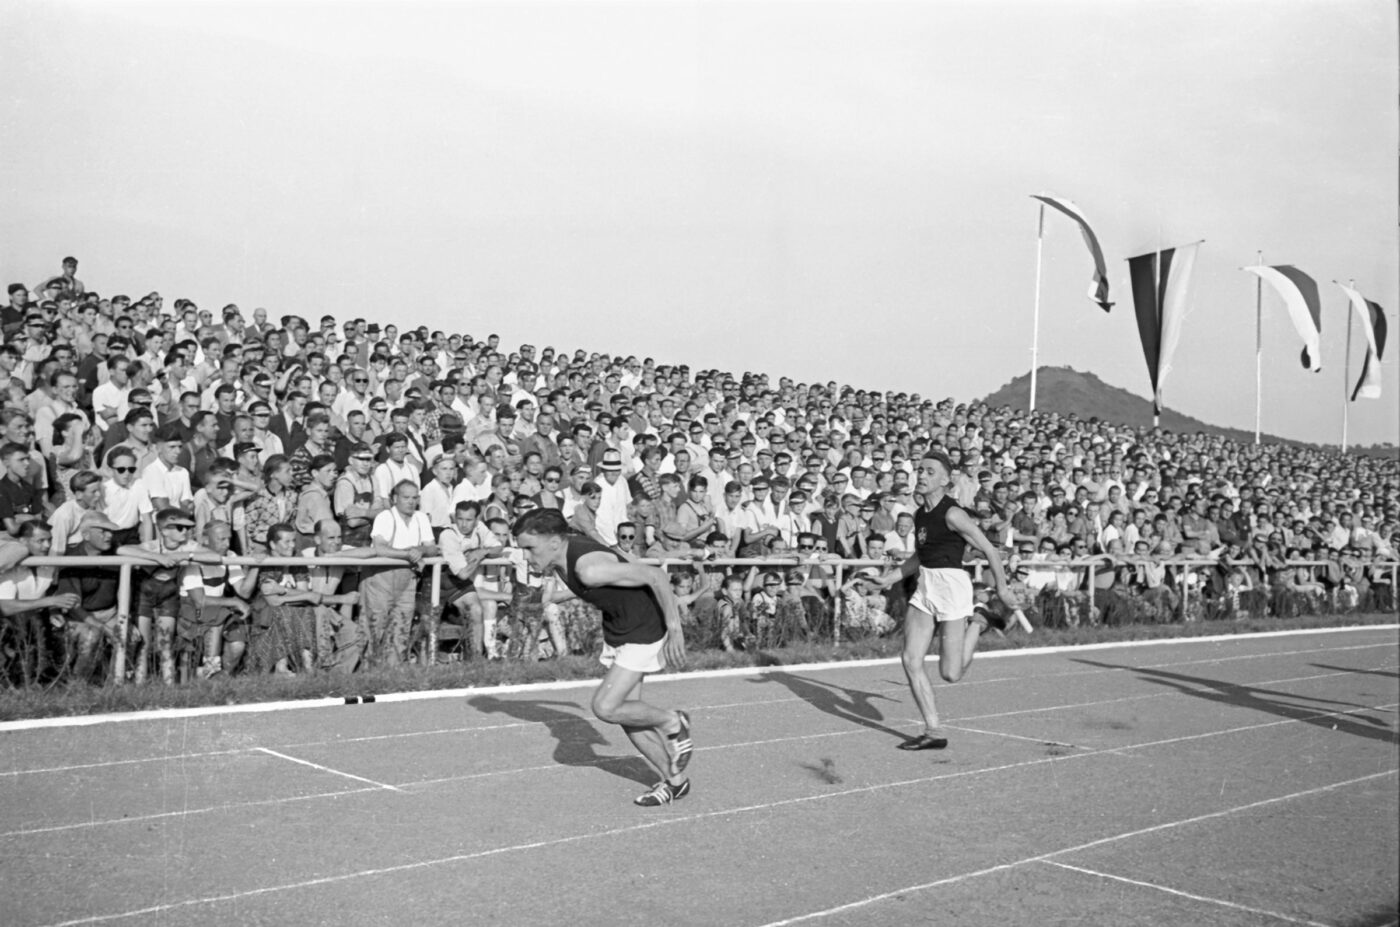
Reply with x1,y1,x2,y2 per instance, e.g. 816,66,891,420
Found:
1254,250,1263,445
1342,278,1355,453
1029,204,1044,414
1153,236,1161,429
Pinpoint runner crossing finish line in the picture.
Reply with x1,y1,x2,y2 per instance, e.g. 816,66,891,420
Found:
875,451,1019,751
512,508,693,806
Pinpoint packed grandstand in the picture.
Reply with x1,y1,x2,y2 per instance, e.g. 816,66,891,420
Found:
0,256,1396,686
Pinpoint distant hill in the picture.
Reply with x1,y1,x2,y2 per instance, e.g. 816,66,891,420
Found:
978,366,1396,456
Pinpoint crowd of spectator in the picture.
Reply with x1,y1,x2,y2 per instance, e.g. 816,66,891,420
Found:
0,255,1396,687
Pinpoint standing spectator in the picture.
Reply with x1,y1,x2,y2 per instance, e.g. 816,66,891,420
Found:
363,480,438,665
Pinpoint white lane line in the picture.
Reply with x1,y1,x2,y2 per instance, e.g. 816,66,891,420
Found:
0,787,379,838
944,725,1088,750
3,625,1392,732
2,663,1374,791
40,758,1396,927
4,649,1379,779
752,770,1396,927
0,748,250,778
253,748,403,793
1039,861,1336,927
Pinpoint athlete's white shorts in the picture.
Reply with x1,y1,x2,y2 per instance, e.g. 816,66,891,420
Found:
908,567,974,622
599,637,667,673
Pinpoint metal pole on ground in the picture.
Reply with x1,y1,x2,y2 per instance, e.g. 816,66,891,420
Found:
833,563,844,645
1342,287,1354,453
424,562,442,666
1254,250,1263,445
112,564,131,686
1029,203,1045,414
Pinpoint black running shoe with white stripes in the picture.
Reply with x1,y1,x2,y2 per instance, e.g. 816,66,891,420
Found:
634,779,690,807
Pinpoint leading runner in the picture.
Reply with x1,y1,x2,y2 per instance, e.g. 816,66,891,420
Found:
512,508,694,805
876,452,1018,750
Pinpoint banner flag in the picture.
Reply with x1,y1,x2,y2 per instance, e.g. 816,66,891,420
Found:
1031,194,1113,312
1242,264,1323,371
1337,282,1388,400
1128,242,1201,414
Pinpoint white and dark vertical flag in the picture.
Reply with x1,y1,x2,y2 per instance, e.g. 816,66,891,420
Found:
1337,282,1388,400
1242,264,1323,371
1031,194,1113,312
1128,242,1201,414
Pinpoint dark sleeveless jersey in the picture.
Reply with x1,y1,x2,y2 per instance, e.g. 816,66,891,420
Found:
914,495,967,569
560,536,667,647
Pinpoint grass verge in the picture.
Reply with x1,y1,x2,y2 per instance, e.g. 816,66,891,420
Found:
1,612,1395,722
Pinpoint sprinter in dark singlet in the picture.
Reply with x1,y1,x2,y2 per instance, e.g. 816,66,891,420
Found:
512,508,695,806
876,452,1017,750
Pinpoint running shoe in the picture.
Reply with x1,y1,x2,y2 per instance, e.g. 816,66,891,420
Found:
666,711,694,776
897,730,949,750
634,779,690,807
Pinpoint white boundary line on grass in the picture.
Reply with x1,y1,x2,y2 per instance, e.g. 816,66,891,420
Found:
1038,861,1335,927
2,624,1394,733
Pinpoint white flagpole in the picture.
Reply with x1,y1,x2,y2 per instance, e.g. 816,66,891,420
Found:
1030,203,1045,413
1153,245,1161,429
1342,278,1355,453
1254,250,1263,445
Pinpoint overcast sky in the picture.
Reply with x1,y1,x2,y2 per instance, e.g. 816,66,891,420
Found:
3,0,1396,446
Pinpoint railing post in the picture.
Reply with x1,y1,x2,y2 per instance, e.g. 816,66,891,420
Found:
832,563,843,645
1179,563,1190,622
424,561,442,666
112,563,132,686
1086,561,1096,619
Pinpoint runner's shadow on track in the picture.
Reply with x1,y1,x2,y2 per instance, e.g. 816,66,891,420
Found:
751,672,909,740
467,695,656,786
1072,658,1399,746
1310,662,1400,680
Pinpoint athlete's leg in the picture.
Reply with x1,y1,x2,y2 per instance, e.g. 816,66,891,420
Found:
937,612,985,683
619,677,684,784
900,604,942,732
591,665,680,779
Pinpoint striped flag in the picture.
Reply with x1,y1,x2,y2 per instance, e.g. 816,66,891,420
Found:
1128,242,1201,415
1242,264,1323,371
1337,283,1388,400
1031,194,1113,312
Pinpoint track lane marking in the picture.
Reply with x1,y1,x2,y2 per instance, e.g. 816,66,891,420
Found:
30,702,1397,926
0,786,378,838
5,644,1388,777
253,747,403,793
752,770,1396,927
1038,861,1336,927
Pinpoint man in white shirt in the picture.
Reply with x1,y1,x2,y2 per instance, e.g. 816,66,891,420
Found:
593,449,633,546
91,357,133,432
142,424,193,512
419,457,458,532
372,432,419,505
437,500,504,659
361,480,438,667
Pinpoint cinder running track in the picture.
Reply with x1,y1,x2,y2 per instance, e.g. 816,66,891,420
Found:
2,627,1396,927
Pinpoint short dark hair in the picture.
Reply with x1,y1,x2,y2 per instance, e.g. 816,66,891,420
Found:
513,507,569,538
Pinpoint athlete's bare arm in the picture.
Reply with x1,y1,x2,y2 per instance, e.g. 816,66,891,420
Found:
875,551,920,588
947,506,1018,610
575,552,687,667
